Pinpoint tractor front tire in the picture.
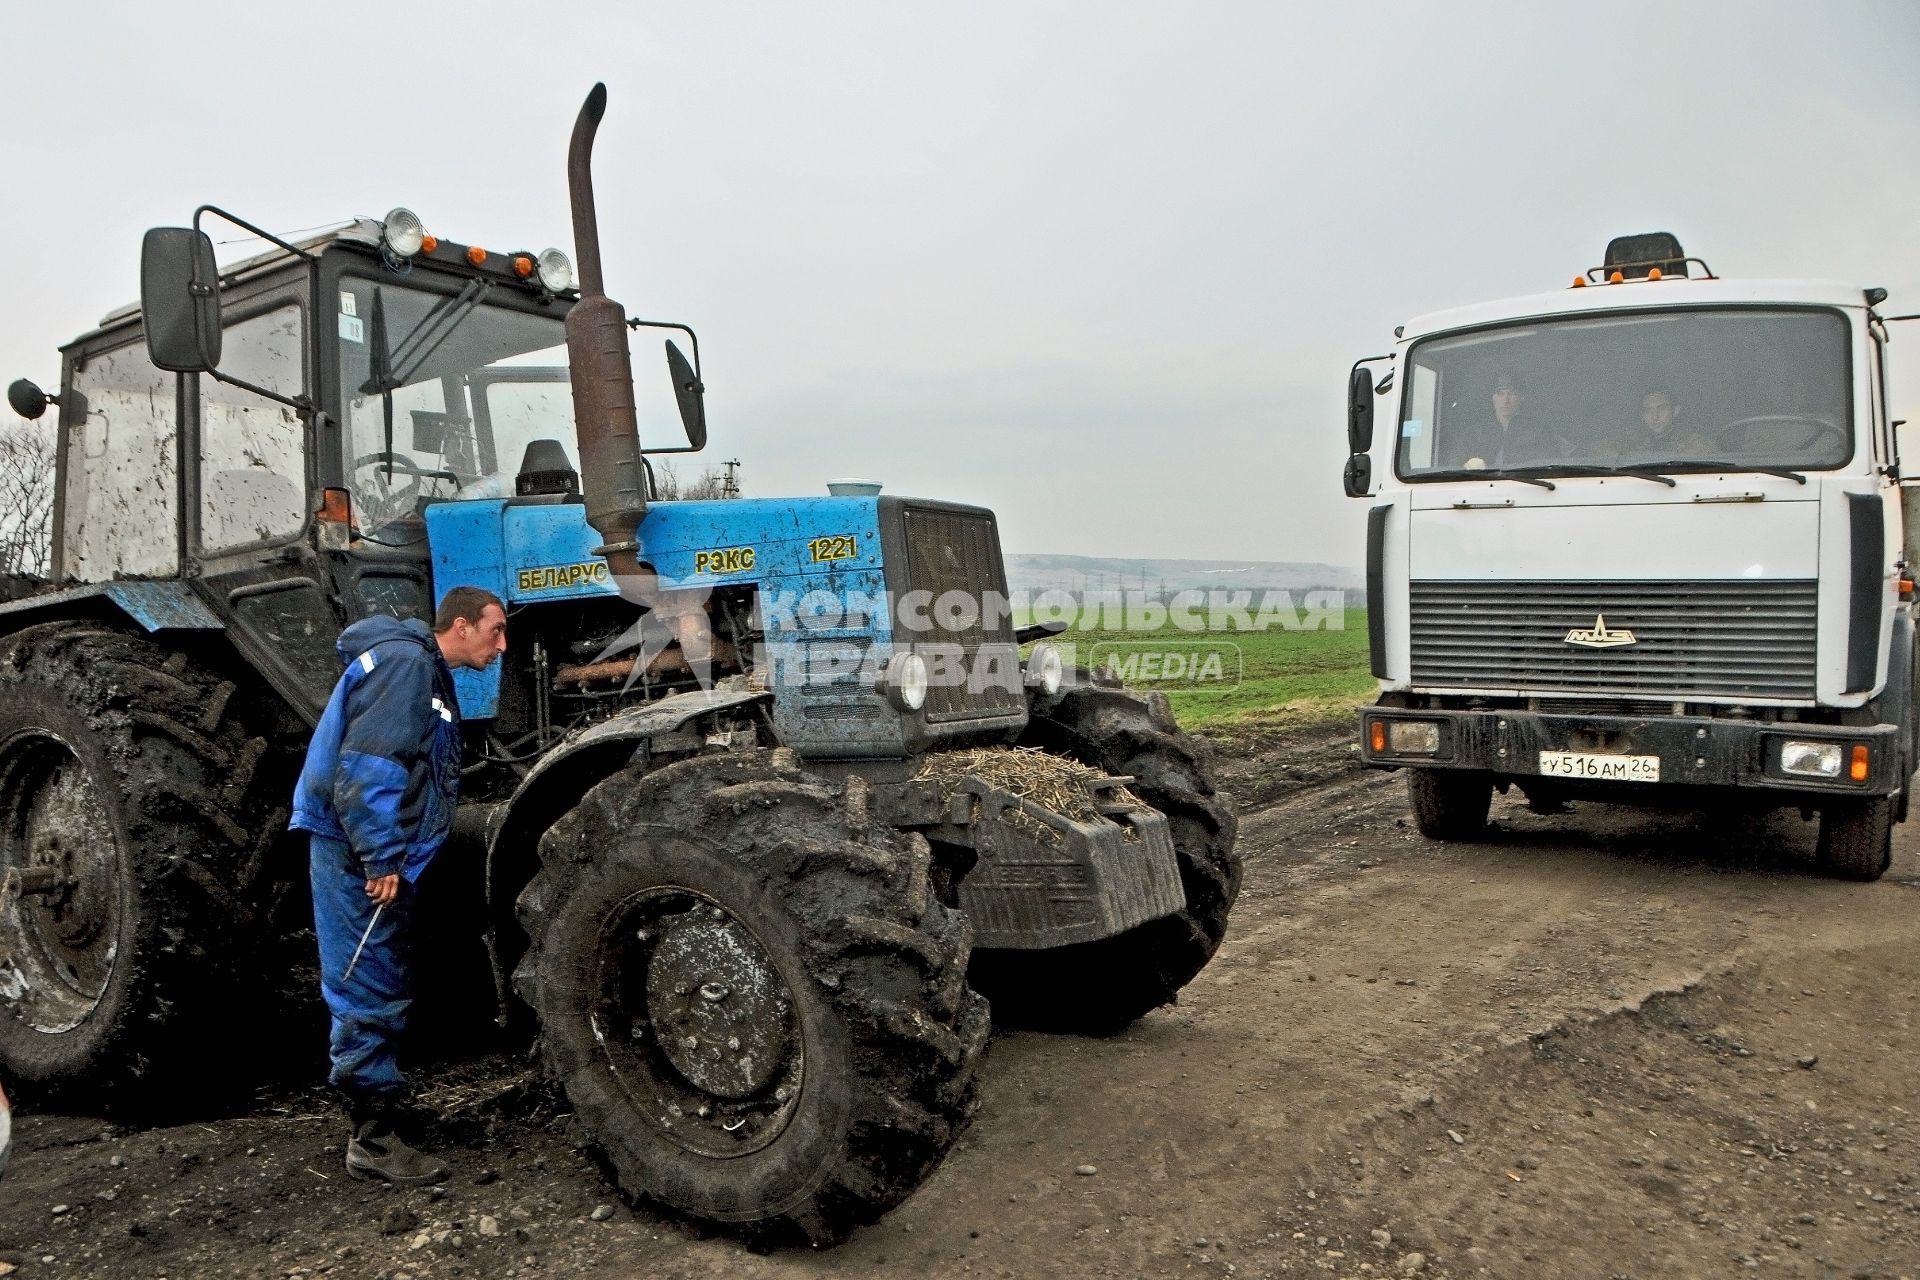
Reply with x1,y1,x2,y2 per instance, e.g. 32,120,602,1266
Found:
1405,768,1493,840
969,678,1242,1034
0,625,284,1098
513,751,989,1245
1815,796,1894,881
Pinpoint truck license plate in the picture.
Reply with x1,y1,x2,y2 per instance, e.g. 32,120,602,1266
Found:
1537,751,1660,782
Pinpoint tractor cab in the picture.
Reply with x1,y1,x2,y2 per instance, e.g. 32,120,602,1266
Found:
11,207,705,722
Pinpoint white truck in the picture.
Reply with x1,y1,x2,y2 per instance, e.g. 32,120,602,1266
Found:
1346,234,1916,879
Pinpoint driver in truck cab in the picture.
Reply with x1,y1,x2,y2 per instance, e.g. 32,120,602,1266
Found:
1597,388,1714,461
1630,388,1713,456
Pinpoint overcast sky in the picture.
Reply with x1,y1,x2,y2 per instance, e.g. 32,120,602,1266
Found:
4,1,1917,568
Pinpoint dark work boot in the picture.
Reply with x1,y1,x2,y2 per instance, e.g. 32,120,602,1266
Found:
344,1097,448,1187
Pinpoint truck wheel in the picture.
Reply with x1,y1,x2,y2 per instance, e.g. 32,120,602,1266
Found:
0,625,284,1096
513,751,989,1245
969,679,1242,1034
1815,796,1894,881
1405,768,1493,840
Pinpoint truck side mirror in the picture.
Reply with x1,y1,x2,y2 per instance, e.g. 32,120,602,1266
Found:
140,227,223,373
665,340,707,450
1347,364,1375,454
1343,452,1372,498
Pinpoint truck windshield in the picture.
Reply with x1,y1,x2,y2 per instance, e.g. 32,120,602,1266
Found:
337,275,574,528
1394,307,1852,480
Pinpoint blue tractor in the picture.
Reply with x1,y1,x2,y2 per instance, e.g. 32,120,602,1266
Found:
0,86,1239,1241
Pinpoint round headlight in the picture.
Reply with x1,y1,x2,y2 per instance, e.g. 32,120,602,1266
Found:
881,651,929,713
536,248,574,293
1025,642,1064,696
382,207,427,258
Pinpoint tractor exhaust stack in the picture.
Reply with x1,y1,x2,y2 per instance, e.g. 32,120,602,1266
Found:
565,82,648,575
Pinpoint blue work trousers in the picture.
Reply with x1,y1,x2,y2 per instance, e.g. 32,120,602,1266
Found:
310,834,415,1099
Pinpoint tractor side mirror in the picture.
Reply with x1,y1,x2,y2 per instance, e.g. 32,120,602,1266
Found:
7,379,50,421
665,340,707,450
1346,363,1375,454
140,227,223,373
1342,452,1373,498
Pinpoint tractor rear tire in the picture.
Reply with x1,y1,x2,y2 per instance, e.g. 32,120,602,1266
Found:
513,750,989,1245
969,679,1241,1034
0,624,286,1098
1815,796,1894,881
1405,768,1493,840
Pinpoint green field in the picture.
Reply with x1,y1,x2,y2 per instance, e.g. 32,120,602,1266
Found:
1029,608,1375,729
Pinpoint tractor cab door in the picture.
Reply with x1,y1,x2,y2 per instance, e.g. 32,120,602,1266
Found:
186,286,343,723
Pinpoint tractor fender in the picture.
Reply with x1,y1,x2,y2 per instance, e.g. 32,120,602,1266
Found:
0,581,225,635
480,686,771,1021
483,686,774,867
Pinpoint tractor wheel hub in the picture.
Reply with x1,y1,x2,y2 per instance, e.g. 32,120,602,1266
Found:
646,915,790,1099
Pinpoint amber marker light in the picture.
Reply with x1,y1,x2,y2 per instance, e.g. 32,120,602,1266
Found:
467,246,488,266
1609,270,1624,283
316,487,355,548
513,255,535,279
318,487,352,525
421,234,439,254
1369,721,1387,753
1572,276,1587,288
1850,744,1870,782
1648,267,1664,280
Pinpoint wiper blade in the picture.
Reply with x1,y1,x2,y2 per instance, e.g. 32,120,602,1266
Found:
1514,463,1676,487
370,288,393,481
1680,460,1808,484
1418,468,1556,490
358,277,495,396
1609,467,1678,487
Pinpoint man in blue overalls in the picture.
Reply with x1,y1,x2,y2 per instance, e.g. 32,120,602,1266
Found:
292,586,507,1185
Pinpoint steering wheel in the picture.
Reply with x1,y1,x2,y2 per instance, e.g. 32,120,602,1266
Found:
1711,414,1846,456
350,451,463,524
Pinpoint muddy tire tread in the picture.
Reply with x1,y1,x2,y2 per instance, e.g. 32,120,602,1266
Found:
0,624,285,1094
1815,796,1894,881
513,750,989,1244
1405,768,1494,841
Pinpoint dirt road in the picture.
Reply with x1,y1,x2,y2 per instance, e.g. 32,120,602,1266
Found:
4,727,1918,1279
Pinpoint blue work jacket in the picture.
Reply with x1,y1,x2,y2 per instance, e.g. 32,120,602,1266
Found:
290,616,463,881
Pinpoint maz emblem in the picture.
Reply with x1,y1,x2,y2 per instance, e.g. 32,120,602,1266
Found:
1564,614,1637,648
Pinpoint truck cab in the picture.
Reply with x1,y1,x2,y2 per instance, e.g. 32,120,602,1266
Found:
1345,234,1913,878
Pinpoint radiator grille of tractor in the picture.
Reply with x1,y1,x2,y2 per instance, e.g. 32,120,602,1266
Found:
899,505,1023,722
1408,579,1818,700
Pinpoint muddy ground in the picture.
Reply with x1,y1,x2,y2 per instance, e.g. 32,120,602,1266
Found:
4,720,1919,1279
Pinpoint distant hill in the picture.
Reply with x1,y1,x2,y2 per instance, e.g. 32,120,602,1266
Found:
1004,553,1361,597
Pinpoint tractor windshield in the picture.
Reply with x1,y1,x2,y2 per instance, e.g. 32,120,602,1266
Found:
1394,307,1853,481
336,275,575,529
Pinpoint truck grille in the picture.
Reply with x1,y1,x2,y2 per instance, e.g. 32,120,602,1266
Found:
897,505,1023,723
1408,580,1818,699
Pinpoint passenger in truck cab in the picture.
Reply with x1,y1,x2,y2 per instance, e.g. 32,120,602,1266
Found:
1452,370,1561,469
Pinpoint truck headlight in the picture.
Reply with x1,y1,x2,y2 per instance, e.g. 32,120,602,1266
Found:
1387,720,1441,754
1025,642,1064,696
1780,740,1843,778
879,651,929,712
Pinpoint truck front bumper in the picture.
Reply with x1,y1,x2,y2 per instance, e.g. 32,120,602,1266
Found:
1360,706,1906,799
